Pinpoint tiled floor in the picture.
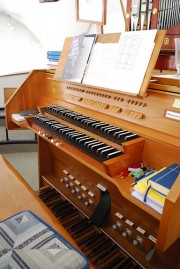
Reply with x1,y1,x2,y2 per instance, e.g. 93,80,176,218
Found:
0,112,39,191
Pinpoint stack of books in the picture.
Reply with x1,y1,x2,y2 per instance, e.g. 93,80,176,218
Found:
131,163,180,214
46,51,61,69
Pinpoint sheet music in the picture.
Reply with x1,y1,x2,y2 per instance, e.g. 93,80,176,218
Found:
82,43,118,85
61,34,97,83
83,30,157,94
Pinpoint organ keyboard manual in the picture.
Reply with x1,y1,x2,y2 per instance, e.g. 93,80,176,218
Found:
5,30,180,269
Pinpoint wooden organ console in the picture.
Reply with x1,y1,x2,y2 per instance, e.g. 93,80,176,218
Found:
5,32,180,269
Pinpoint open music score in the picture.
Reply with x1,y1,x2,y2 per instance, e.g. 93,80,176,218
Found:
58,30,166,97
82,30,156,94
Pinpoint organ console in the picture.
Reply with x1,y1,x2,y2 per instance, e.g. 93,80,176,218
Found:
5,30,180,269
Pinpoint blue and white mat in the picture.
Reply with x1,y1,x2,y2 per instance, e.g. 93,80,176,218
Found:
0,210,89,269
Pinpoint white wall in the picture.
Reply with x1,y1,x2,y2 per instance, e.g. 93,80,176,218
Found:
0,0,127,107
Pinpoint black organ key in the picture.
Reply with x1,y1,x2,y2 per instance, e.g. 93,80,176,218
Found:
106,127,120,134
57,108,69,113
74,115,87,121
47,105,56,111
65,130,79,137
99,124,111,130
61,215,81,229
88,238,111,258
97,145,111,154
96,146,122,159
84,139,97,146
90,142,105,150
86,141,100,148
51,124,65,131
82,119,98,125
55,126,68,133
114,130,127,137
86,140,99,147
92,122,107,129
82,234,103,250
76,135,89,142
80,118,91,123
45,120,58,126
68,132,83,139
100,148,116,156
124,133,139,141
76,230,99,248
107,150,122,158
69,113,82,119
51,108,62,113
78,137,93,144
68,218,89,233
60,128,74,134
47,105,57,109
87,120,99,126
101,125,115,132
35,115,46,122
53,126,67,132
49,106,63,113
117,131,131,138
65,112,78,118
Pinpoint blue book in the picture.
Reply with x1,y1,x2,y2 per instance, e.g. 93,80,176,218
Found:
47,50,61,56
47,55,60,61
147,163,180,196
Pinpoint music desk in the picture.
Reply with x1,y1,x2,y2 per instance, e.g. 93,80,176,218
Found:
0,154,93,269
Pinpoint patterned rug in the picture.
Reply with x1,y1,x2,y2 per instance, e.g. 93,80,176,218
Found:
0,211,89,269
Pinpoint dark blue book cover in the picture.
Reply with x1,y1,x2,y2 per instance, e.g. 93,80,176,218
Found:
147,163,180,195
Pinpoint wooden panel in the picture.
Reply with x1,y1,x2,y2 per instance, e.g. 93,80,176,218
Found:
157,175,180,251
4,87,17,103
0,155,81,249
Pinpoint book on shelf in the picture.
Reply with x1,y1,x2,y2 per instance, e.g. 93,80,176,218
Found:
46,61,59,70
47,55,60,61
131,170,166,214
147,163,180,196
47,50,61,56
46,51,61,68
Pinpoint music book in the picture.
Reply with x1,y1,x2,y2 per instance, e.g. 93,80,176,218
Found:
61,33,97,83
147,163,180,196
131,172,166,214
47,50,61,56
47,55,60,61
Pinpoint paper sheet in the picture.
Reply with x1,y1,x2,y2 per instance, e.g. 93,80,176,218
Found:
83,30,157,94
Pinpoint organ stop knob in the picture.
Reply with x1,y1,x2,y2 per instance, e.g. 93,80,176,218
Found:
122,229,132,238
112,221,122,230
133,236,143,246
